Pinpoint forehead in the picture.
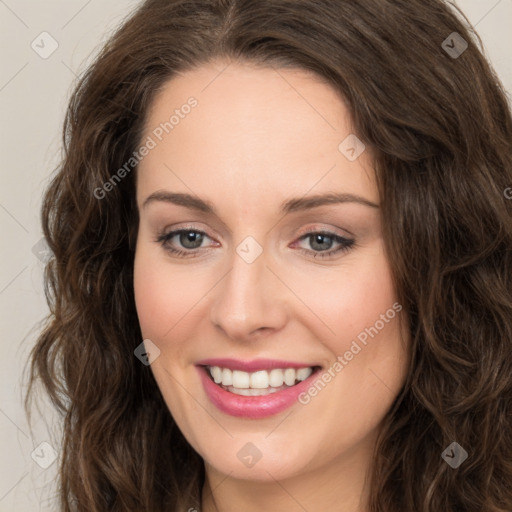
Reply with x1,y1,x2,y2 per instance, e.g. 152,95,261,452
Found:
136,60,378,211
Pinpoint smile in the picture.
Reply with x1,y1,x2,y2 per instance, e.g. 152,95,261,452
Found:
207,366,314,396
196,358,322,418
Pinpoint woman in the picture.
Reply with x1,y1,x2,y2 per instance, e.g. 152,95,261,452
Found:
25,0,512,511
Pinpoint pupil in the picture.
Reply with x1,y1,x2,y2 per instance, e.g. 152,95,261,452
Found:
311,234,332,251
181,231,203,249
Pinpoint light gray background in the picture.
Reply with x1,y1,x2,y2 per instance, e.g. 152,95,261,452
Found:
1,1,511,510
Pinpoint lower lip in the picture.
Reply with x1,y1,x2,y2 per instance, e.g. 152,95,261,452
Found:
197,366,319,419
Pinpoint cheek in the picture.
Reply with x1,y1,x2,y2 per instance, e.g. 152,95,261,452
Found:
287,247,398,349
133,250,168,340
133,246,201,421
133,245,207,341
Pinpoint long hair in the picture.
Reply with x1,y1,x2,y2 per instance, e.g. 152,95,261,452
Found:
24,0,512,510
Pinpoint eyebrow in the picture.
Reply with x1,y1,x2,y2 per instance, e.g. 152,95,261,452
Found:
142,191,379,214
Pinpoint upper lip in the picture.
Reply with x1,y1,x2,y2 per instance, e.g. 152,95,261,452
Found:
196,358,320,372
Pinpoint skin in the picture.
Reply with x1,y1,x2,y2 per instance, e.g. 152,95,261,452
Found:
133,59,410,512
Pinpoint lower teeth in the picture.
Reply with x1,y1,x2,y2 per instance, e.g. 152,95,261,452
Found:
221,384,294,396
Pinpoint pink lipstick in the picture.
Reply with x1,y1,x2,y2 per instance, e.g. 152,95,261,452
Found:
196,358,321,418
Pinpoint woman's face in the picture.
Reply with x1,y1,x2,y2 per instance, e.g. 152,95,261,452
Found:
134,59,409,484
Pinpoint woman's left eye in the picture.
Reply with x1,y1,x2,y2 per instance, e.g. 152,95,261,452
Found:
156,229,355,259
293,232,355,259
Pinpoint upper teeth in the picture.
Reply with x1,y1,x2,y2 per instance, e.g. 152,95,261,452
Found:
208,366,313,388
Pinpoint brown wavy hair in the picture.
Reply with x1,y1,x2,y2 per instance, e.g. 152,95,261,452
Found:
24,0,512,510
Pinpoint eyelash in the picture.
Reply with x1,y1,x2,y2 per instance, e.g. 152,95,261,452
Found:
155,227,355,260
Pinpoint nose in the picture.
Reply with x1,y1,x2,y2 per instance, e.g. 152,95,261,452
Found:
209,244,288,342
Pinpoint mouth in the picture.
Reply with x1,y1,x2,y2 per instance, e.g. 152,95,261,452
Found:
195,358,323,418
203,364,322,396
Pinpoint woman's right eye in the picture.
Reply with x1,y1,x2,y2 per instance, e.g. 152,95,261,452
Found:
155,229,216,257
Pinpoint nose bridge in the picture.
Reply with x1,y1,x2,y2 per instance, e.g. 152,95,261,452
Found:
209,239,286,339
